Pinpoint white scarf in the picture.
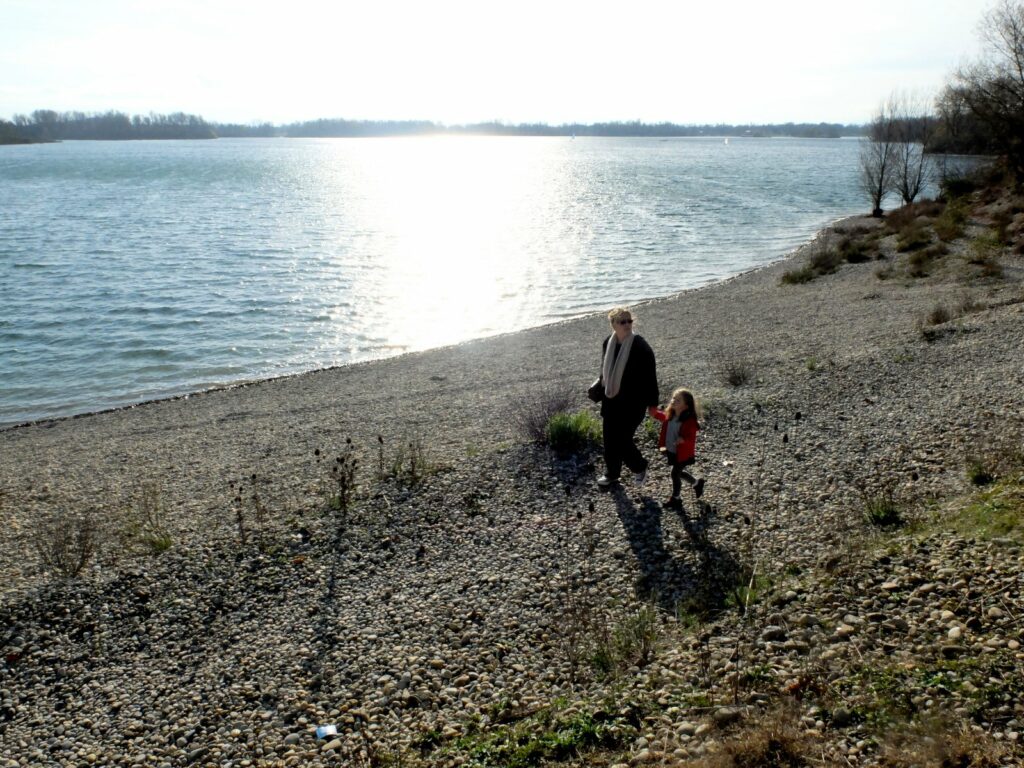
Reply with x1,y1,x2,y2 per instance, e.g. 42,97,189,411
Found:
602,332,634,399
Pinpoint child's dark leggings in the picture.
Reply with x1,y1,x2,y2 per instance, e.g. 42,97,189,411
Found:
667,455,696,498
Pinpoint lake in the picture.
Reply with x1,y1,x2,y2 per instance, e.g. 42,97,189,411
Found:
1,136,869,426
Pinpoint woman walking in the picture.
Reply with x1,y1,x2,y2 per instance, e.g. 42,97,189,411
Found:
593,307,659,487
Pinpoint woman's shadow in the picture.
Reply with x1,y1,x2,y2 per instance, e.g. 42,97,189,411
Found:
612,489,745,613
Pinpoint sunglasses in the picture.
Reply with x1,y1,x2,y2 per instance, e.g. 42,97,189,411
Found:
616,319,633,325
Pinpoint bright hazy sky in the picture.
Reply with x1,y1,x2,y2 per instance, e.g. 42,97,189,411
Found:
0,0,990,126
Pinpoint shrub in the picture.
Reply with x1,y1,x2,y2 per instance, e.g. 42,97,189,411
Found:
966,457,996,486
512,386,576,443
934,199,968,241
838,235,873,263
906,249,933,278
386,435,434,487
896,221,932,252
314,439,359,515
924,303,951,326
966,231,1004,278
779,240,842,285
956,292,985,315
713,351,757,387
591,602,660,676
886,200,943,233
545,410,601,455
906,243,948,278
780,265,815,285
962,426,1024,487
807,243,844,274
134,482,172,553
941,174,979,199
862,487,904,528
33,508,99,578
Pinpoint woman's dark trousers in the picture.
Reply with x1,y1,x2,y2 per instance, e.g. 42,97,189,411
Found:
602,409,648,480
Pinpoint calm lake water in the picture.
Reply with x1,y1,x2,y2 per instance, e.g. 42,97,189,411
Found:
1,136,868,426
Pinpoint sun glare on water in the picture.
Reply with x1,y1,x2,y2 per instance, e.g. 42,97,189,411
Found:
321,136,577,354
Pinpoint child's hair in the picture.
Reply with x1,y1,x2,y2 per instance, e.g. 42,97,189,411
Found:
666,387,700,424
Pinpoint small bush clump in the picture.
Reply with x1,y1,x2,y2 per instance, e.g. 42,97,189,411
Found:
862,489,904,529
963,231,1004,278
906,243,948,278
545,410,602,455
779,240,843,285
896,221,933,252
512,387,576,443
956,292,985,315
962,426,1024,488
33,509,99,578
386,435,434,487
886,200,943,234
924,303,952,326
838,235,873,263
779,265,814,285
591,602,660,677
941,173,979,199
715,354,757,387
966,457,996,486
934,199,968,241
134,482,172,553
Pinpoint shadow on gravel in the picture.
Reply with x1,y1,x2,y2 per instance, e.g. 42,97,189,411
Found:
612,490,750,614
611,489,697,612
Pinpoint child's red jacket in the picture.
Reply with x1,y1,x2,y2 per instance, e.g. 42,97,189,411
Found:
650,408,699,463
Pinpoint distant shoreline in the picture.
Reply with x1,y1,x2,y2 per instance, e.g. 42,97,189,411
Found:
2,109,866,142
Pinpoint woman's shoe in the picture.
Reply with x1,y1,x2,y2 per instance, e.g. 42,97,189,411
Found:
693,478,705,498
597,475,617,487
663,496,681,508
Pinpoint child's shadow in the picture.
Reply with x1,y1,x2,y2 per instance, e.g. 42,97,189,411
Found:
673,498,718,547
614,491,744,613
612,490,698,610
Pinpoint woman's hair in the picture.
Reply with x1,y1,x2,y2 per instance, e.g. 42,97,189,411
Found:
666,387,700,423
607,306,634,325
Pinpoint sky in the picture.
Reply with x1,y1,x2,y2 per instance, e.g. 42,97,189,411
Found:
0,0,992,127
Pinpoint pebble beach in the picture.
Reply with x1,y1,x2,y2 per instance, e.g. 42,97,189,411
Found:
1,205,1023,766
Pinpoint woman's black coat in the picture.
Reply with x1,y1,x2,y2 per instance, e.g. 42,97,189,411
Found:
598,334,659,421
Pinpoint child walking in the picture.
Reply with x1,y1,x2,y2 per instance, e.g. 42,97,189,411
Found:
648,388,705,508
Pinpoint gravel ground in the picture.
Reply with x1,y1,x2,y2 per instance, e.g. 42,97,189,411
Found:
1,208,1023,766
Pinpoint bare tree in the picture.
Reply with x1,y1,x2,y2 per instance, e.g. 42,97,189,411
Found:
891,91,934,204
859,97,899,217
955,0,1024,182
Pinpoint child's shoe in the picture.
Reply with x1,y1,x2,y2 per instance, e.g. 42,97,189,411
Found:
693,478,705,499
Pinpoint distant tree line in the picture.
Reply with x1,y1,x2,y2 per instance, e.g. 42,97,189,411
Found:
1,110,864,144
1,110,217,142
280,118,861,139
276,119,860,139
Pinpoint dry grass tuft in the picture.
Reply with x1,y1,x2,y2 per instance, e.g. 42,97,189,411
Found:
876,714,1009,767
691,704,814,768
